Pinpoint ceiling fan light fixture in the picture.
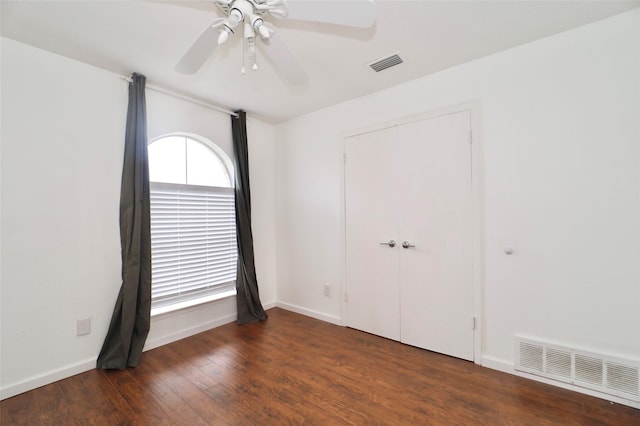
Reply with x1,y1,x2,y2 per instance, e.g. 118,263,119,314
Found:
259,25,270,39
176,0,377,84
229,8,243,26
218,28,231,44
218,7,243,44
250,16,271,39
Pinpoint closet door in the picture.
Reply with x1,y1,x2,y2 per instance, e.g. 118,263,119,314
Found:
345,127,400,341
397,111,474,361
344,110,474,362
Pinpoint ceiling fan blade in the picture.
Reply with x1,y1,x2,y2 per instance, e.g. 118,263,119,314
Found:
260,26,308,86
175,18,225,74
281,0,376,28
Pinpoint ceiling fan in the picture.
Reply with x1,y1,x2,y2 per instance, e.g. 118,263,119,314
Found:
175,0,376,85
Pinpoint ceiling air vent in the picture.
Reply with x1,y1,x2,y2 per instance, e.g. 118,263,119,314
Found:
368,53,404,72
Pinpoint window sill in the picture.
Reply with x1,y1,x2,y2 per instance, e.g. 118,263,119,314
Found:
150,289,237,318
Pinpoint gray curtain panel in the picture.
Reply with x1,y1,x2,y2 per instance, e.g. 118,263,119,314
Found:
97,73,151,369
231,110,268,324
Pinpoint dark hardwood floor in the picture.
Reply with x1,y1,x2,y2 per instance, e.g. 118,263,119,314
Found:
2,308,639,425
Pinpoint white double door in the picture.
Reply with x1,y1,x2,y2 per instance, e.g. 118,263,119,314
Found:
345,111,474,361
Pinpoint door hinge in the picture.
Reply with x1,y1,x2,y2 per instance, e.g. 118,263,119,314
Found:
472,317,477,330
344,292,349,303
468,131,473,144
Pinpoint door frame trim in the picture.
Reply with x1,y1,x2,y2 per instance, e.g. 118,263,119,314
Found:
339,101,484,365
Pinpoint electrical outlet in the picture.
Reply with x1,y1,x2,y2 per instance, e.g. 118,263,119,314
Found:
323,285,331,297
77,318,91,336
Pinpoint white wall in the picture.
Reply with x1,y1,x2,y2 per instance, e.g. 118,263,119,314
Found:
276,7,640,376
0,38,277,398
1,37,127,397
246,117,278,308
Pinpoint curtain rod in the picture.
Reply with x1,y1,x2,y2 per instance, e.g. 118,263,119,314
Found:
120,75,239,117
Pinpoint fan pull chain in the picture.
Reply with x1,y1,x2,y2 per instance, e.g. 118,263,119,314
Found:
241,35,246,75
248,36,258,71
252,36,259,71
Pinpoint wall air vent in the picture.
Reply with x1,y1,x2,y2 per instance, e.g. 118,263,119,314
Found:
515,336,640,402
368,53,404,72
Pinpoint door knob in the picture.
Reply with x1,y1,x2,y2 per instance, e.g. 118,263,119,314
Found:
380,240,396,248
402,241,415,249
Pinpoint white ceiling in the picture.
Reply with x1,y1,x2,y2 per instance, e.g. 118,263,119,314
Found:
2,0,639,123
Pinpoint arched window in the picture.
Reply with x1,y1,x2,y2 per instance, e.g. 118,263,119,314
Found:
148,134,236,314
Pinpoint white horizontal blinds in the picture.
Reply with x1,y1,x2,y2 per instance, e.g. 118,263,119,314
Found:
150,182,237,308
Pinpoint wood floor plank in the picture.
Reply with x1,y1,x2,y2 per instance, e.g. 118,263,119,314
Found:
125,350,210,425
100,369,174,426
134,348,224,423
2,308,639,425
12,381,75,425
58,369,133,425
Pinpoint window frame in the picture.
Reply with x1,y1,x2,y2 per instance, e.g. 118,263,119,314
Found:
148,133,237,316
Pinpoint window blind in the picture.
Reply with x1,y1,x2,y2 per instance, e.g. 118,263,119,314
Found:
150,182,237,309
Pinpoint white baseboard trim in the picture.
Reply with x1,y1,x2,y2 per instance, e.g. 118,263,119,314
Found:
263,301,277,310
1,313,239,401
275,301,343,326
481,355,640,410
1,357,96,401
144,313,237,352
145,300,278,352
1,302,278,401
480,354,514,373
